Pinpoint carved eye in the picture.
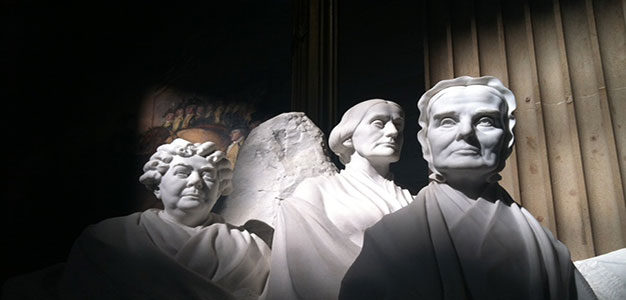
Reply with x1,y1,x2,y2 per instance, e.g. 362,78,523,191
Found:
439,117,456,127
202,171,214,182
476,116,495,127
371,120,384,128
173,166,191,178
175,171,190,178
393,119,405,131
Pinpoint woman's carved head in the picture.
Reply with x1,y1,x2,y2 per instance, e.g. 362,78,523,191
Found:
329,99,405,166
417,76,516,183
139,139,233,225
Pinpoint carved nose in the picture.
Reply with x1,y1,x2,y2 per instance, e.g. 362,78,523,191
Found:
455,120,474,140
384,122,398,138
186,172,203,189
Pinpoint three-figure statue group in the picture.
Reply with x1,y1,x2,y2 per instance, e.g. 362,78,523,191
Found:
54,77,601,299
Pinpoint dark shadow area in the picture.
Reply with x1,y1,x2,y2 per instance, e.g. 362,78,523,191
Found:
2,0,291,284
338,0,428,193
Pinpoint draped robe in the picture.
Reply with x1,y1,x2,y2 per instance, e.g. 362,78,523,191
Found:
59,209,271,300
340,182,596,300
267,167,413,300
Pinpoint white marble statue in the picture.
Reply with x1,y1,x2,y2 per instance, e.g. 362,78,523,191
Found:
340,76,597,300
267,99,414,300
59,139,271,300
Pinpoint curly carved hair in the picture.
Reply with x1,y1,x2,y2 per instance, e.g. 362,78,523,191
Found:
139,138,234,196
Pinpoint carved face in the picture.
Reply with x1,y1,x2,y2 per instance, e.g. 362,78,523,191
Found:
155,155,220,221
350,103,404,164
427,86,506,176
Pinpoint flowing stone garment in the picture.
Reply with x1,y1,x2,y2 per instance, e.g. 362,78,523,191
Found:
59,209,270,300
340,182,596,300
268,165,413,300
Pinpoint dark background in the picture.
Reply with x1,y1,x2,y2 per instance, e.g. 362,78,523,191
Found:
2,0,428,285
2,0,292,284
338,0,427,192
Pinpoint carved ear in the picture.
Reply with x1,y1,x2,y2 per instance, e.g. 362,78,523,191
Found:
153,188,161,199
342,138,353,148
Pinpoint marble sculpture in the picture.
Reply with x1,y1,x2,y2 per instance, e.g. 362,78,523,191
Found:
7,79,626,300
339,76,598,300
59,139,271,300
267,99,414,300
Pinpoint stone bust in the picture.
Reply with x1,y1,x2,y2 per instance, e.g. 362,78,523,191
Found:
59,138,271,300
417,76,516,197
268,99,414,300
139,138,234,226
340,76,597,300
328,99,405,183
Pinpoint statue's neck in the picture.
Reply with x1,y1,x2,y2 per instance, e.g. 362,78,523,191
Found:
162,208,211,228
444,173,491,200
345,155,391,186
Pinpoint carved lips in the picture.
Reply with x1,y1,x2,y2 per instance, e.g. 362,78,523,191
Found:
451,147,480,155
377,141,399,150
181,189,206,202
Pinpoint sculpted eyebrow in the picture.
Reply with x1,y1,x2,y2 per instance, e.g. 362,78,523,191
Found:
474,109,501,116
367,114,389,121
172,163,213,171
199,166,215,173
172,163,191,169
431,111,456,120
